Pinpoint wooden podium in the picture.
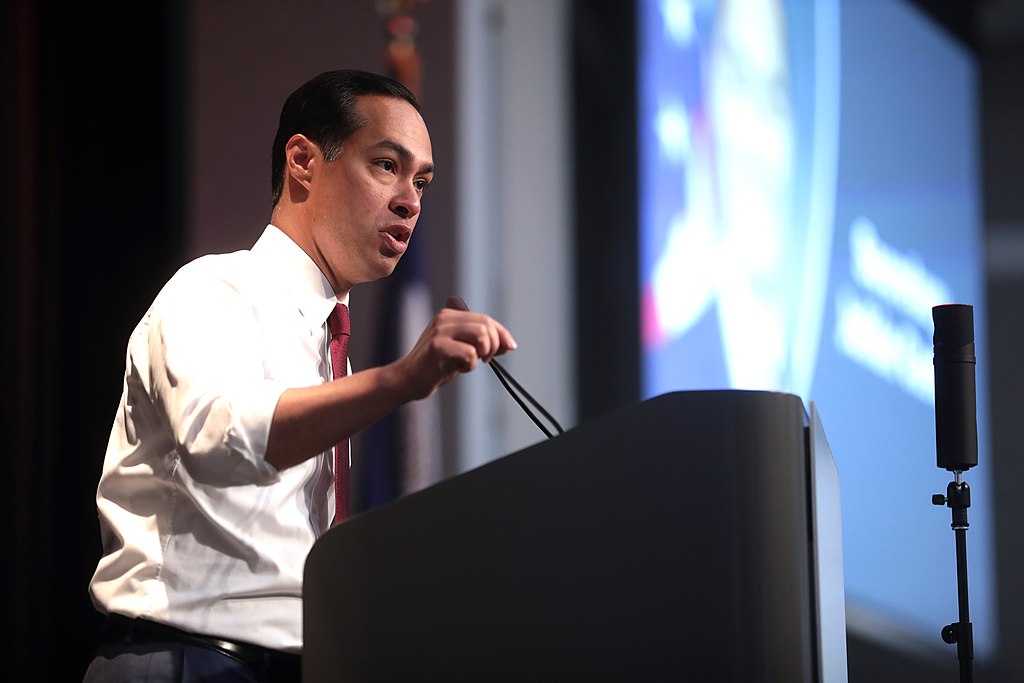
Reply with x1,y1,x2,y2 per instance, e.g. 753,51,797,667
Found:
302,390,847,681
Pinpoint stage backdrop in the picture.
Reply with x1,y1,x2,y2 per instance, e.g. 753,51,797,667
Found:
638,0,993,660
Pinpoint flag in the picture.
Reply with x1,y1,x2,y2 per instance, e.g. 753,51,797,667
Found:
358,2,442,512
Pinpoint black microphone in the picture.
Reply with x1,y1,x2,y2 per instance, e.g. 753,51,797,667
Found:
446,296,564,438
933,304,978,472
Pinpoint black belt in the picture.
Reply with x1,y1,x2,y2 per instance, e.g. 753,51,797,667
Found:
102,613,301,681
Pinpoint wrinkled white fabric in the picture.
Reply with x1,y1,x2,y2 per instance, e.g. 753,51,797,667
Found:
90,225,348,652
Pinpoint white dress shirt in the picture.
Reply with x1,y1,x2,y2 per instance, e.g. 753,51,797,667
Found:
90,225,347,653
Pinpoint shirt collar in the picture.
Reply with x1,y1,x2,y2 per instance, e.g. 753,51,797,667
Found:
252,224,350,337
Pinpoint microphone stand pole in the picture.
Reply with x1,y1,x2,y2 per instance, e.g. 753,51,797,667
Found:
933,473,973,683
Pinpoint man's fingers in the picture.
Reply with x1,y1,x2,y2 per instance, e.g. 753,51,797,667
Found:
494,321,518,354
436,310,517,363
428,334,479,374
440,299,518,356
400,308,518,400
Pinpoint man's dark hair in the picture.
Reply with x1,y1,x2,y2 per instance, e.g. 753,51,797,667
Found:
270,69,421,206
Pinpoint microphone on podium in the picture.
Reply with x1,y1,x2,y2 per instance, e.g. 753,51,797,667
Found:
446,296,564,439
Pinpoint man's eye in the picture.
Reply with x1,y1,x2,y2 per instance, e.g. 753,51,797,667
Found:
377,160,396,173
414,179,428,192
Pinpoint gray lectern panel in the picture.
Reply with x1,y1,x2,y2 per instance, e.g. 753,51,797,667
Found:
304,390,821,681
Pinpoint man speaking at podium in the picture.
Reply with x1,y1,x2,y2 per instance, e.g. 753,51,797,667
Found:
84,70,516,682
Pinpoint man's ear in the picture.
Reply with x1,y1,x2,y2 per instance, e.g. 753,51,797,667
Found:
284,134,318,191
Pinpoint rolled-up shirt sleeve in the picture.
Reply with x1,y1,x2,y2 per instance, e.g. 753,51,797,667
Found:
141,263,291,486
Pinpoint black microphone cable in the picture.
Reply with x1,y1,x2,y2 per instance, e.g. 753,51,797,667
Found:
446,296,564,439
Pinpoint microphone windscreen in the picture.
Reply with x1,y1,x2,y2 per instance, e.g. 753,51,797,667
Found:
932,304,978,472
446,296,470,312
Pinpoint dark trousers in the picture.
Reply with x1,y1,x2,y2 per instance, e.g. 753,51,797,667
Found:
83,641,265,682
83,616,301,683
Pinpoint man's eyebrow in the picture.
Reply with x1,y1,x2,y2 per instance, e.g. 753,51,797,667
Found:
373,139,434,175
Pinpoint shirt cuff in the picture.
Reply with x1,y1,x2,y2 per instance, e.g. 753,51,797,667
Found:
226,380,290,482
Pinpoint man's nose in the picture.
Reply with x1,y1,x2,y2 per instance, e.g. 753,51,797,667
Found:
391,183,421,219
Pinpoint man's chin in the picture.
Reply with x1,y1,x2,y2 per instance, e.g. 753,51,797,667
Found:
371,254,402,280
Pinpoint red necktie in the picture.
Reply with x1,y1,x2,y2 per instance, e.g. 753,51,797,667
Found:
328,303,351,525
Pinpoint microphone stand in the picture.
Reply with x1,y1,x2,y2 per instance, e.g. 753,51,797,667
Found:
930,304,978,683
932,473,973,683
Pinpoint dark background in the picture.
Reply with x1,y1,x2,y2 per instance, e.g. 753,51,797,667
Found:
5,0,1023,680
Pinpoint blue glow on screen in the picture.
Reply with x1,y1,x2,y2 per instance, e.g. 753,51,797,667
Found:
638,0,994,657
